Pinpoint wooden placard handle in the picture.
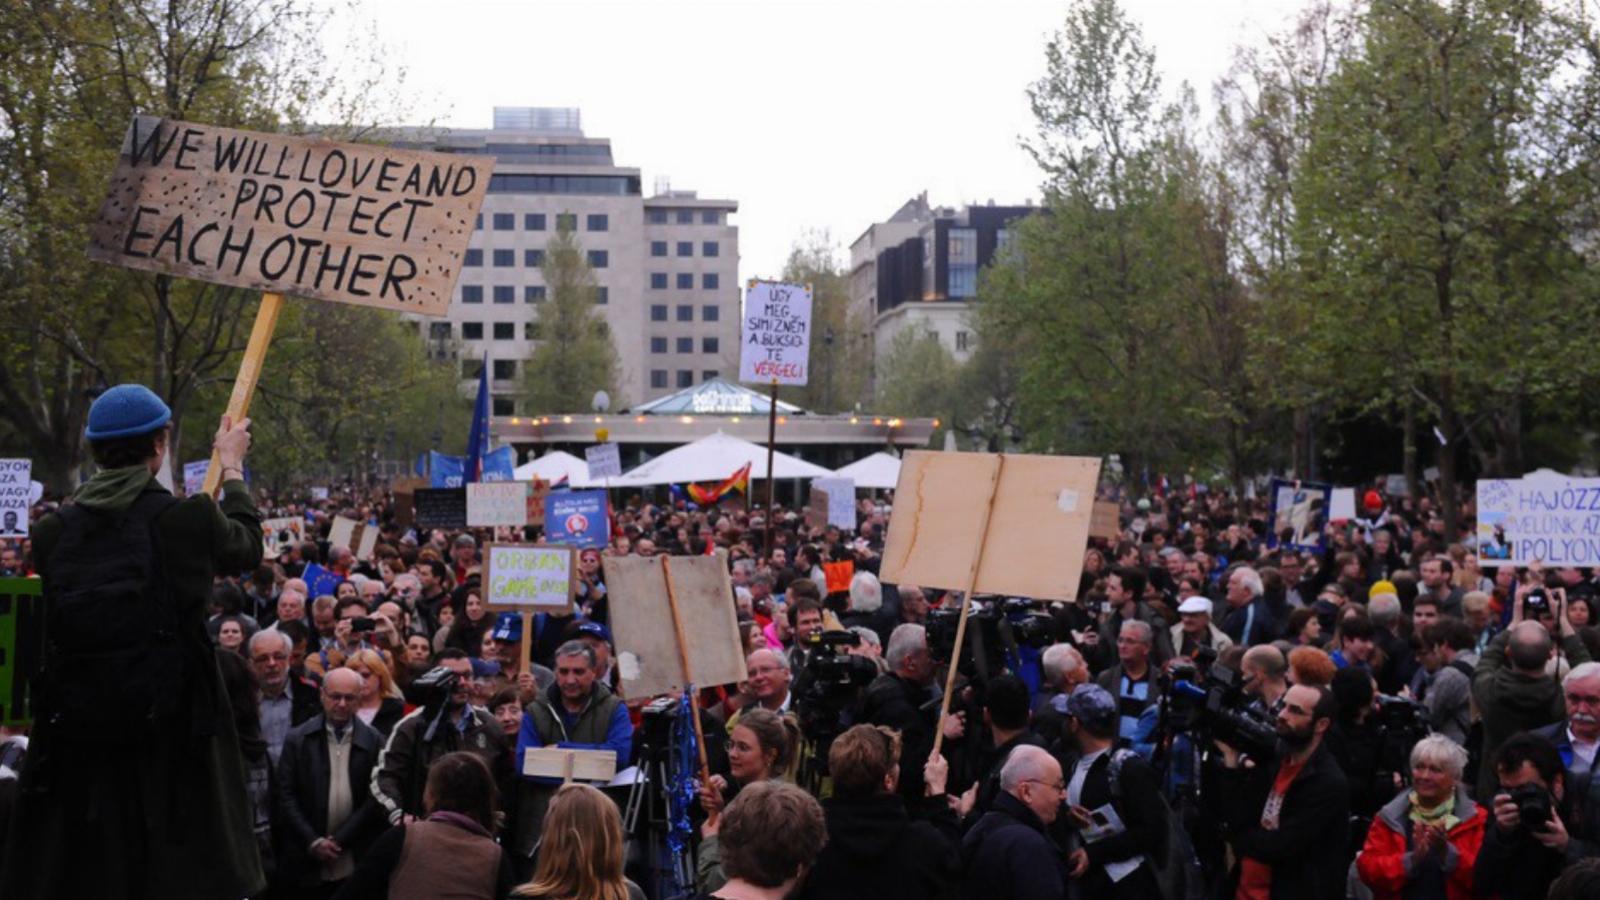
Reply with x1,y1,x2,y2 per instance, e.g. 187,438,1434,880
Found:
931,454,1006,760
202,291,283,496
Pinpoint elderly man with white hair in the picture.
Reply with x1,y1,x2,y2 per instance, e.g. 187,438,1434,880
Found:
1532,661,1600,779
840,570,892,645
1356,734,1487,898
1033,643,1089,747
1169,595,1234,660
1222,565,1280,648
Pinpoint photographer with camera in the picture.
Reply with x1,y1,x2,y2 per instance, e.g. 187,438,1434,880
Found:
1214,683,1349,900
1473,732,1582,899
861,624,958,801
371,649,506,827
1356,734,1486,900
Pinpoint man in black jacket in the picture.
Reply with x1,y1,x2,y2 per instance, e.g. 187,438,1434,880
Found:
1057,684,1168,900
1215,682,1349,900
801,724,958,900
274,667,384,897
1474,732,1583,900
861,623,954,800
960,745,1071,900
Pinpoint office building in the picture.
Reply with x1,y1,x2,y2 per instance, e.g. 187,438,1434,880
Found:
396,107,739,414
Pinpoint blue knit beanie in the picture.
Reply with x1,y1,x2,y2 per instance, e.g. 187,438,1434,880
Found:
85,384,172,440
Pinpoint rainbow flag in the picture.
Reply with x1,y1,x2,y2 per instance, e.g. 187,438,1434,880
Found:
687,462,751,506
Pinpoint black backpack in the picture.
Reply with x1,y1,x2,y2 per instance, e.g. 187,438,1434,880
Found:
39,488,182,743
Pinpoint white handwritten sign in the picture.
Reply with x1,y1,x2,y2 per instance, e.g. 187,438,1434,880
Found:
0,460,32,538
739,280,812,386
485,544,575,611
586,442,622,480
468,481,530,528
1478,472,1600,567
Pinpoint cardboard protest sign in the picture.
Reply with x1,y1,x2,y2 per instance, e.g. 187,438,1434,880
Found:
1268,478,1331,551
468,481,529,528
1477,472,1600,567
1089,500,1121,540
414,488,467,530
262,516,304,557
604,554,747,698
391,477,427,526
739,280,812,385
0,577,43,727
182,459,209,496
485,544,575,611
309,486,330,501
0,460,31,538
879,451,1101,602
545,490,608,548
1329,488,1357,522
809,477,856,530
328,515,359,553
87,116,489,316
585,443,622,481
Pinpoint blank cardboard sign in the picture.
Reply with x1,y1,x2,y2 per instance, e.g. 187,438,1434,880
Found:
604,554,747,699
880,451,1102,602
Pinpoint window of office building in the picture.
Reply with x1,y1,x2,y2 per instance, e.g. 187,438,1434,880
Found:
676,304,692,322
650,272,668,289
525,286,546,303
463,358,483,378
702,337,719,354
647,208,667,224
702,241,719,257
702,273,719,290
702,304,720,322
651,241,667,257
676,241,692,257
525,249,545,267
525,213,546,231
595,287,608,304
701,210,720,225
556,213,577,231
493,285,514,303
461,285,483,303
492,249,514,267
493,213,514,231
493,322,514,340
463,322,483,340
474,214,483,230
429,322,451,340
650,304,668,322
586,214,608,232
702,370,718,382
492,397,515,416
956,331,970,352
525,321,541,340
587,250,608,268
650,370,667,389
651,336,667,354
493,360,516,380
948,227,977,298
676,273,693,290
676,210,694,224
676,337,693,354
465,249,483,267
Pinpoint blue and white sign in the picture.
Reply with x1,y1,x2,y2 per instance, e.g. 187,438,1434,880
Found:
544,489,609,549
182,459,209,496
430,447,515,488
1478,471,1600,567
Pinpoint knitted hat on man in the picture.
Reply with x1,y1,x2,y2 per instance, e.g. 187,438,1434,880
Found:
85,384,171,440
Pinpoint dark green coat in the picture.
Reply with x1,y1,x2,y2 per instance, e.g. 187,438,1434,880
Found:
1,470,266,900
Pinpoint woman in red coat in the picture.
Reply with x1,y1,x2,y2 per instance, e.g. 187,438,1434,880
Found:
1357,734,1486,900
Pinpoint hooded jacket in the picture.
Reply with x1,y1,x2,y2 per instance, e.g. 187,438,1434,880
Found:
1356,784,1485,900
960,792,1070,900
1471,628,1590,800
801,793,959,900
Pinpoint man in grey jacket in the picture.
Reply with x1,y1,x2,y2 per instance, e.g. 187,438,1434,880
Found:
1418,619,1478,746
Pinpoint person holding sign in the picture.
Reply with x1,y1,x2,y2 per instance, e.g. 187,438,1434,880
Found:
2,385,266,900
510,640,633,875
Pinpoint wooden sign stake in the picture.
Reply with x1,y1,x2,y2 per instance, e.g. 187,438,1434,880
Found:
519,610,535,678
763,379,778,558
202,291,284,496
660,556,713,788
930,453,1007,760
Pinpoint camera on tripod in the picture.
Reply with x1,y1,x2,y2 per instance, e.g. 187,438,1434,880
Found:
925,597,1054,676
1168,660,1279,760
793,632,878,733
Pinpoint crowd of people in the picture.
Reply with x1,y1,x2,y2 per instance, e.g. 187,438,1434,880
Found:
4,383,1600,899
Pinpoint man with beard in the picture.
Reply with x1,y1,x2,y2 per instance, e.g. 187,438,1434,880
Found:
1214,683,1349,900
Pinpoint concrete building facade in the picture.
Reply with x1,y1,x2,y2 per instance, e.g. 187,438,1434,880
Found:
397,108,738,414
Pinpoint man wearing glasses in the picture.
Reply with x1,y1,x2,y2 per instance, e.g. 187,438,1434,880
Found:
959,744,1071,898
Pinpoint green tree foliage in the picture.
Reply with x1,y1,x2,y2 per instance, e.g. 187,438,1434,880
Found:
520,220,619,413
1289,0,1600,531
0,0,412,490
874,327,960,441
778,232,871,413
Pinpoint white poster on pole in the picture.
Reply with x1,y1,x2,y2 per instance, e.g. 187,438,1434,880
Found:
1477,471,1600,567
182,459,209,496
811,477,857,530
1329,488,1357,522
586,443,622,480
739,280,813,386
0,460,33,538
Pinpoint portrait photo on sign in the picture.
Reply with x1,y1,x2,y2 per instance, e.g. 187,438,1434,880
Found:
1268,478,1331,551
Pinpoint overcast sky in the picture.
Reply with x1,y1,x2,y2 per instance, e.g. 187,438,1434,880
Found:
337,0,1309,280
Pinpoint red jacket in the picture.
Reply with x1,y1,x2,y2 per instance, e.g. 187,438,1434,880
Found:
1356,786,1485,900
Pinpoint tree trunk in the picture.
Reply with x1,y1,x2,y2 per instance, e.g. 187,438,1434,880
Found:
1403,403,1419,505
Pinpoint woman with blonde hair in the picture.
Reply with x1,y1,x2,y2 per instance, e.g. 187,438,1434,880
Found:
346,647,410,739
513,784,644,900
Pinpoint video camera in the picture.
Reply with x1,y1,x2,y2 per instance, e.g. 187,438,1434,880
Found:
926,597,1054,677
792,631,878,742
1168,659,1279,761
1373,693,1431,787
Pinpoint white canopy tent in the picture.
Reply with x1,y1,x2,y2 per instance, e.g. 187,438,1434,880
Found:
833,451,902,490
606,431,833,487
512,450,592,486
